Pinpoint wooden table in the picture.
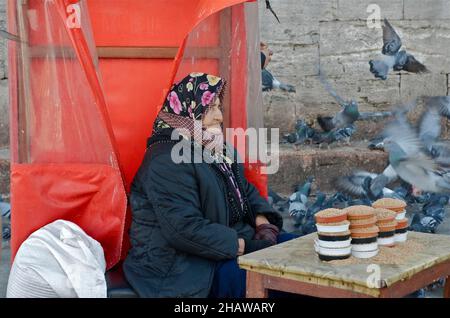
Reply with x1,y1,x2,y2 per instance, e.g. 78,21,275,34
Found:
238,232,450,298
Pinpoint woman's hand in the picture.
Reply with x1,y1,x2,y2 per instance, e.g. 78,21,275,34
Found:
237,238,245,256
255,214,270,227
254,223,279,245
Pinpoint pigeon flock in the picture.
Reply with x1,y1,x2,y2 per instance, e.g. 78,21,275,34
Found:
274,94,450,236
270,19,450,239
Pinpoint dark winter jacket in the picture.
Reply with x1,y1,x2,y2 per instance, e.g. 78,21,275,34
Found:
123,131,282,297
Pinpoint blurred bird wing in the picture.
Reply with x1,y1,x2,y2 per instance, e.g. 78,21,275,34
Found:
336,173,370,197
403,54,428,73
395,157,439,191
384,116,422,155
382,164,398,183
418,106,442,146
318,72,347,107
382,19,402,54
399,156,438,177
426,96,450,118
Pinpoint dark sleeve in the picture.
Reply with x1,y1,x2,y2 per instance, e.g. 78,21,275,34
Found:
238,163,283,231
142,153,239,261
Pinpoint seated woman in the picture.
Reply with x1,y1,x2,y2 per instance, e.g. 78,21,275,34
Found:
123,73,295,298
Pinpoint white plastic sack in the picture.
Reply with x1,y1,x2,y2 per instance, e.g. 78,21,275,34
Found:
7,220,107,298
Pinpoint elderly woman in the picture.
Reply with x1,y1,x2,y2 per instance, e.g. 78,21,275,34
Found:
123,73,295,298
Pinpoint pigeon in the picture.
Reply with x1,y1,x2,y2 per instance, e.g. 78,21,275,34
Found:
313,124,356,145
262,69,296,92
384,138,450,193
285,119,316,144
369,19,428,80
2,223,11,241
410,213,440,233
336,169,400,200
336,171,378,198
0,200,11,219
383,110,450,193
288,178,314,222
317,72,360,132
422,193,448,223
368,134,386,150
265,0,280,23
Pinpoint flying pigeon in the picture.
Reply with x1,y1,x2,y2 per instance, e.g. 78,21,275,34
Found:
384,136,450,193
369,19,428,80
317,72,360,132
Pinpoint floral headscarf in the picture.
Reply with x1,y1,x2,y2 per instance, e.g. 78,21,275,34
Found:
153,72,228,160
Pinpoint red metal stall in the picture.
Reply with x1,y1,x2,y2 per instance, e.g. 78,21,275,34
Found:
8,0,265,269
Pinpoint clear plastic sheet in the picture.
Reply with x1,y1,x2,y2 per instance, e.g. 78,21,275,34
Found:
9,0,127,268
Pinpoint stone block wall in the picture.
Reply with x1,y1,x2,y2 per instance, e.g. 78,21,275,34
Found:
0,1,9,148
260,0,450,135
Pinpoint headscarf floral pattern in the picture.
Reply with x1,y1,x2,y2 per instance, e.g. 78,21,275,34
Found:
153,72,225,131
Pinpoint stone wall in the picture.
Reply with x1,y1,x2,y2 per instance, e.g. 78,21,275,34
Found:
259,0,450,135
0,1,8,148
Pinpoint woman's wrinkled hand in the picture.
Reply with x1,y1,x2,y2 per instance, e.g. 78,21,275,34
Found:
254,223,279,245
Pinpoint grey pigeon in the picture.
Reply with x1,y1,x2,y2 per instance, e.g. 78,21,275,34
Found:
262,69,296,92
317,72,360,132
336,170,399,200
0,201,11,219
286,119,315,144
313,124,356,145
369,19,428,80
384,137,450,193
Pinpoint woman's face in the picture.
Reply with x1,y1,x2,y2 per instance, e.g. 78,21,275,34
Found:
202,97,223,134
